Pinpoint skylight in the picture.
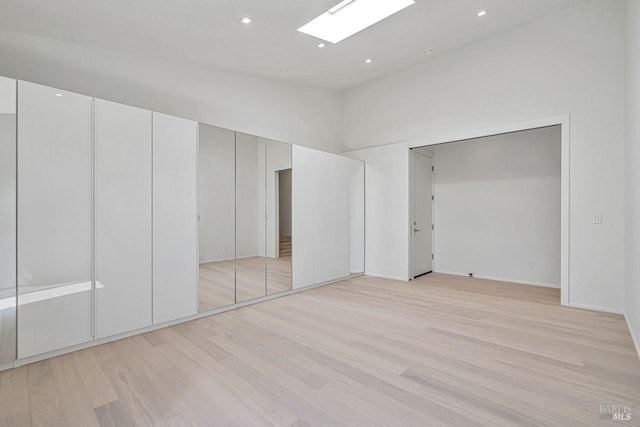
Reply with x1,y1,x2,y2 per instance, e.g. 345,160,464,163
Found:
298,0,415,44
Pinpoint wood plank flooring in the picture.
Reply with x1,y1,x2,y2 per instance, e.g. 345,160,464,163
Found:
1,273,639,426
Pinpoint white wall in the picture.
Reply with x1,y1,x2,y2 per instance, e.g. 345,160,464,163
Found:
198,125,235,263
342,0,626,312
625,0,640,355
432,126,561,287
347,143,410,281
0,30,342,154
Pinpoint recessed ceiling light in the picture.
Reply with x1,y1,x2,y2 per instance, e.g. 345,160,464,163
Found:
298,0,415,44
317,43,326,48
240,17,252,24
365,58,373,64
477,10,487,17
55,93,62,97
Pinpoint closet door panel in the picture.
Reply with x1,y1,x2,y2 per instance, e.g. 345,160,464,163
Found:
266,140,292,295
291,146,315,289
17,81,93,358
0,77,16,364
315,151,350,283
235,133,266,303
349,159,365,274
95,99,152,339
152,113,197,324
198,124,236,311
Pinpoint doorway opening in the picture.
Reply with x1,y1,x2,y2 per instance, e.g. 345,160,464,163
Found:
276,169,292,259
410,123,565,304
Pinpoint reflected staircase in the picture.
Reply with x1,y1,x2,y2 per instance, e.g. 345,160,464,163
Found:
279,235,291,258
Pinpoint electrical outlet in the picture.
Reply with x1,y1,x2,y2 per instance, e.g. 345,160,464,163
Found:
527,260,534,269
593,214,603,224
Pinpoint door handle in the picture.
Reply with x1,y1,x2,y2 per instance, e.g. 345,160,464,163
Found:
413,228,420,232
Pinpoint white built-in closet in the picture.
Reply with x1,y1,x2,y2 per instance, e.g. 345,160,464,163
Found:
0,76,365,368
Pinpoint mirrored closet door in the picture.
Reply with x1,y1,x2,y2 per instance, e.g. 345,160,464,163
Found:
0,77,16,364
235,132,267,303
198,124,236,311
266,139,292,295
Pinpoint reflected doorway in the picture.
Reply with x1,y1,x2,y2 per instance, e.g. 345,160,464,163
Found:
267,168,292,295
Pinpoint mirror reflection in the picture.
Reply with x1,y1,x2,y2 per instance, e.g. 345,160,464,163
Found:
0,78,16,364
266,139,292,294
235,132,267,303
198,124,236,311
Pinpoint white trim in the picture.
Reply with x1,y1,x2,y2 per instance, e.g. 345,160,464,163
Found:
199,257,235,264
364,272,408,282
625,314,640,360
433,270,560,289
0,362,14,372
408,113,571,306
408,114,570,148
568,303,624,315
293,273,363,292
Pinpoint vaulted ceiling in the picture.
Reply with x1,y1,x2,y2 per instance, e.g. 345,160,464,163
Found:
0,0,581,89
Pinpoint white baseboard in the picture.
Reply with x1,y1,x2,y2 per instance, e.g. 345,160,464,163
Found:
365,272,408,281
625,313,640,360
292,273,364,292
199,256,234,264
568,302,625,315
200,254,271,264
433,270,560,289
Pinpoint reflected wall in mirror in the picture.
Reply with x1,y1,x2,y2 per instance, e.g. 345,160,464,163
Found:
0,77,16,364
350,159,365,274
266,140,292,295
198,124,236,311
235,132,266,303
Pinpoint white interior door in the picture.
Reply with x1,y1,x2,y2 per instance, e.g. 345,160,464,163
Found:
412,151,433,278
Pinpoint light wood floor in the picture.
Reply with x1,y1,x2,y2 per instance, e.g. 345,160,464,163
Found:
1,273,639,426
198,256,292,312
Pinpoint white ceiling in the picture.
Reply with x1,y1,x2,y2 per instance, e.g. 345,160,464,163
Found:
0,0,581,90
